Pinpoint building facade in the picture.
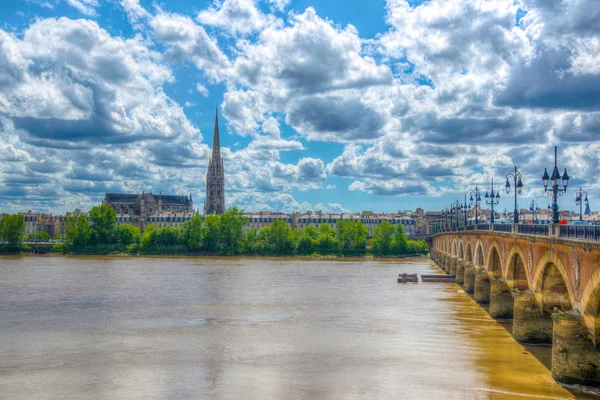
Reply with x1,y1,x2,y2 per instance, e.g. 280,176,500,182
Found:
242,210,418,237
204,109,225,215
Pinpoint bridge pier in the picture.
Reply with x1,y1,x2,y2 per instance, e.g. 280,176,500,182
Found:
489,278,513,319
552,310,600,384
449,258,457,276
456,260,465,286
474,271,491,304
463,265,475,293
444,256,451,274
512,290,552,343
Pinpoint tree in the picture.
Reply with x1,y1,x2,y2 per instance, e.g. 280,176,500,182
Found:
219,207,245,253
304,225,319,240
297,233,316,254
116,225,141,246
0,214,26,250
65,211,91,248
34,230,51,242
269,219,292,253
337,220,368,254
88,204,117,244
183,214,204,250
372,221,395,255
392,223,408,254
203,214,221,252
141,224,157,248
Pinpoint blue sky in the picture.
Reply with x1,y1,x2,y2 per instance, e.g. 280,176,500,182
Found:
0,0,599,214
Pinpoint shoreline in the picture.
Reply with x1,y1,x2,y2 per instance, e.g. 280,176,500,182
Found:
0,252,428,261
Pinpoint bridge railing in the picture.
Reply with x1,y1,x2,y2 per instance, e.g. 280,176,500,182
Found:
559,225,600,241
493,224,512,233
465,225,475,231
518,224,549,236
477,224,490,231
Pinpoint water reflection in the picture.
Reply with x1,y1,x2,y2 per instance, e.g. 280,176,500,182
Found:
0,256,591,399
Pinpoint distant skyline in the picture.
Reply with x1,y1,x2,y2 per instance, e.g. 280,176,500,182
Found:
0,0,598,214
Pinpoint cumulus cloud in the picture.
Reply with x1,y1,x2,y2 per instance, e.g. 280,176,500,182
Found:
197,0,281,36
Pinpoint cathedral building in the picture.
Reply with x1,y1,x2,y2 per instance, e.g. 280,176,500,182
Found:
102,109,224,230
204,108,225,214
102,192,194,231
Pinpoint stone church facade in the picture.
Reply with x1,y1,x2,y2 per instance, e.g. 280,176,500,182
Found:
103,192,194,231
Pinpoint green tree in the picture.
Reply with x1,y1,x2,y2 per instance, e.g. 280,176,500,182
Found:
183,214,204,250
371,221,395,255
0,214,26,250
318,231,337,254
65,211,91,248
392,223,408,254
203,214,221,252
337,220,368,254
269,219,292,253
297,233,316,254
319,223,335,237
141,224,157,248
34,230,51,241
116,225,141,246
304,225,319,240
219,207,245,253
88,204,117,244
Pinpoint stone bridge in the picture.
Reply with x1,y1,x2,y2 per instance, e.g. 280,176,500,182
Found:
430,230,600,384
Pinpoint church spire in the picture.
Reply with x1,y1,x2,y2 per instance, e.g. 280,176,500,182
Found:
212,107,220,162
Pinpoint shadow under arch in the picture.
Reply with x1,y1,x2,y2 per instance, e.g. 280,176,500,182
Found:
486,245,503,278
505,246,529,290
532,251,575,316
465,242,473,263
458,241,464,259
580,268,600,350
474,241,485,267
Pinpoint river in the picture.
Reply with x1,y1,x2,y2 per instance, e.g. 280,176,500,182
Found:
0,255,598,399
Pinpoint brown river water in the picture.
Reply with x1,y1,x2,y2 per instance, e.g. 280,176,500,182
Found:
1,255,599,399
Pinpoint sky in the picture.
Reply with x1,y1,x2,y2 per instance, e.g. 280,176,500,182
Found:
0,0,599,215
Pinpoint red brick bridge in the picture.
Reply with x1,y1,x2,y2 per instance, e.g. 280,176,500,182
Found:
430,228,600,384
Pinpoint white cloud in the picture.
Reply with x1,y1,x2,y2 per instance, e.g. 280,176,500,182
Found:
197,0,281,36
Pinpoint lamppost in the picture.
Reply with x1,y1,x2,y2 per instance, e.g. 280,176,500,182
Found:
451,200,461,228
463,194,469,226
443,207,450,230
542,146,569,224
505,166,524,224
484,178,501,223
529,200,539,224
575,187,589,222
469,187,482,224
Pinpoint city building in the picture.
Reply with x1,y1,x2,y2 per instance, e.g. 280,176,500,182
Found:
204,109,225,215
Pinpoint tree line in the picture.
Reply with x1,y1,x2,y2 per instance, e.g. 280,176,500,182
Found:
1,205,427,256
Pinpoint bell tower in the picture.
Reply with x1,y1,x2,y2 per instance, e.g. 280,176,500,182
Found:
204,108,225,214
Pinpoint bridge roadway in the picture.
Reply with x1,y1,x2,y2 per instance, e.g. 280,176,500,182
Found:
431,226,600,385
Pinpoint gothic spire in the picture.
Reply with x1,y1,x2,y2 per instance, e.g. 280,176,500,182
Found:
212,107,221,162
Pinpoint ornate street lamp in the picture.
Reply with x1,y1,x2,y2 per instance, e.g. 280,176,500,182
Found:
469,187,482,224
529,200,539,224
484,178,501,223
463,194,469,226
542,146,569,224
505,166,524,224
451,200,461,228
575,187,589,222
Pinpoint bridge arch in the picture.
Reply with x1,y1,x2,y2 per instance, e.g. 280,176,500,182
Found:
581,269,600,350
452,240,457,257
505,245,529,290
458,242,464,259
533,251,575,316
474,241,485,267
465,242,473,263
486,242,503,278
